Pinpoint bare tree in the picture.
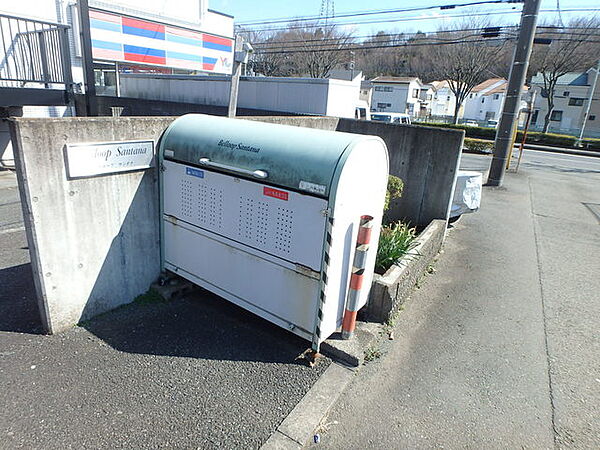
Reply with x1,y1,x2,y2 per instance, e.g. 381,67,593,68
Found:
244,21,354,78
529,18,600,133
288,22,355,78
240,29,298,76
423,21,507,124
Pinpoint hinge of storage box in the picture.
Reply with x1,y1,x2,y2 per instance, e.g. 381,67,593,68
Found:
294,264,321,280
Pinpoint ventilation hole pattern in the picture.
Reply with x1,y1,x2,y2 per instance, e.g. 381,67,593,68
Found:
180,179,194,218
238,197,256,241
198,185,224,230
275,207,294,253
255,201,269,246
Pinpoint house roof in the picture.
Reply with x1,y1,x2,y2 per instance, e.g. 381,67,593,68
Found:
372,76,421,84
471,78,505,93
430,80,450,90
483,83,529,96
530,71,589,86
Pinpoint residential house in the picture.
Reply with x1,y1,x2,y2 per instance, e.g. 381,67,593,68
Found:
370,76,429,117
529,67,600,138
429,80,459,119
462,78,507,122
359,80,373,109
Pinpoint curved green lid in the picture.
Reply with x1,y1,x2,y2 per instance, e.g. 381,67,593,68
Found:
159,114,372,197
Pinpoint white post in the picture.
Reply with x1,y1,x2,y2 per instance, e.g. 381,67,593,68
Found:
577,59,600,143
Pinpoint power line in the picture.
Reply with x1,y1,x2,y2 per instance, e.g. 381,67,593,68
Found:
249,27,514,47
256,37,512,55
253,36,600,56
237,1,516,27
239,8,599,33
247,25,598,48
248,29,599,54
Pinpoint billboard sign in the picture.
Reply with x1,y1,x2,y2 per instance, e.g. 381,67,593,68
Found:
89,8,233,74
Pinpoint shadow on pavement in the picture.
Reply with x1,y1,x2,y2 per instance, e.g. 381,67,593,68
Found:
0,263,44,334
81,288,314,365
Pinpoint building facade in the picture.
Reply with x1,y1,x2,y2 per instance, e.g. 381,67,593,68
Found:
429,80,459,119
370,76,429,117
462,78,506,123
529,67,600,138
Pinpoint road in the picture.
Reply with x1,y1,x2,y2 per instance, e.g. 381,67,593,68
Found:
0,169,332,449
312,149,600,448
460,148,600,174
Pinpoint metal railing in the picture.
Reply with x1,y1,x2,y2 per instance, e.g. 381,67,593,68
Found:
0,13,73,88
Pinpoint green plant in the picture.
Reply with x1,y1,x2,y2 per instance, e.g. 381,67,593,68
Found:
134,288,165,305
415,121,600,151
375,222,418,274
364,346,383,362
384,175,404,212
463,138,494,154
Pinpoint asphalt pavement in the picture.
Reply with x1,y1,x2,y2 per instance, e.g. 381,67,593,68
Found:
311,151,600,448
0,170,331,449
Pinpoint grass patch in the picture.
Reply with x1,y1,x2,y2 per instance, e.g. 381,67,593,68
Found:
364,346,383,362
463,137,494,154
375,222,419,274
134,288,166,305
416,121,600,150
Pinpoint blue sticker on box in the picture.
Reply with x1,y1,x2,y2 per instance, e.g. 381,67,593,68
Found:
186,167,204,178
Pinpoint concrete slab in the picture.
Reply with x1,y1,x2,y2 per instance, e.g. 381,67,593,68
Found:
308,172,556,448
321,322,380,367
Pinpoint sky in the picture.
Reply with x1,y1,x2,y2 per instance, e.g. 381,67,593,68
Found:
210,0,600,36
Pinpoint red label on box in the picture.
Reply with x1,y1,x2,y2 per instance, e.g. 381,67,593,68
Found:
263,187,289,201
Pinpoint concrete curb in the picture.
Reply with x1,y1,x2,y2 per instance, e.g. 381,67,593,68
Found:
462,143,600,158
260,363,355,450
522,143,600,158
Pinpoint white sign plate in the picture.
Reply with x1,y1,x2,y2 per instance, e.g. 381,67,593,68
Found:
65,140,155,178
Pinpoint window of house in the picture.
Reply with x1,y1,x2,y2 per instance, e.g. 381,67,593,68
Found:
568,97,584,106
563,91,570,97
481,98,485,103
589,115,596,121
384,86,393,92
377,103,391,108
446,96,450,101
374,86,384,91
412,89,419,98
493,94,500,100
550,110,563,121
469,94,473,98
531,110,539,124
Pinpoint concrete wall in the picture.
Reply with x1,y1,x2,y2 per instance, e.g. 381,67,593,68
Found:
10,114,461,333
75,94,297,118
119,74,359,118
9,117,175,333
249,116,464,227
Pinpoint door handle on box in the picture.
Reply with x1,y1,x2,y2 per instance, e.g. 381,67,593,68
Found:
198,158,268,179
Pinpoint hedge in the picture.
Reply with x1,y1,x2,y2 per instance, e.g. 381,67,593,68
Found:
463,138,494,154
416,122,600,151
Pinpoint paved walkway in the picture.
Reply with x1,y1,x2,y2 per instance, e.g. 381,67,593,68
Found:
0,172,331,449
312,159,600,448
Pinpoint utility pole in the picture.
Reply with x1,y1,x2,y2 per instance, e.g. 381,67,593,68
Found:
487,0,541,186
228,37,253,118
577,59,600,144
77,0,98,116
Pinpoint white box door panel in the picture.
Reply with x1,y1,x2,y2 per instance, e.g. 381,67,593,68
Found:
164,220,319,334
163,160,328,271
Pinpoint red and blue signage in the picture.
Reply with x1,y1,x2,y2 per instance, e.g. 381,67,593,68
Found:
89,9,233,74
